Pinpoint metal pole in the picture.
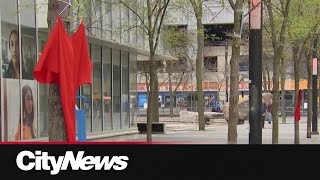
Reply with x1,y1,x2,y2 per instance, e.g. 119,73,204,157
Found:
249,0,263,144
312,35,319,135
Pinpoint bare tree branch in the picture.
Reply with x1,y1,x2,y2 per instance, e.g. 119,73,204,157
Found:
227,0,235,10
118,0,149,32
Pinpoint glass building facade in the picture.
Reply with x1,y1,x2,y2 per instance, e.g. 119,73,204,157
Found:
0,0,139,141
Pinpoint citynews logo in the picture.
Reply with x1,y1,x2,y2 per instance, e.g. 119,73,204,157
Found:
16,150,129,175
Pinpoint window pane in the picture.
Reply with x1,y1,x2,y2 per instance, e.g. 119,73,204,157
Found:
38,31,48,138
91,44,102,132
102,1,112,39
103,47,112,131
112,49,121,130
81,43,92,133
1,0,20,141
1,1,19,79
38,84,48,138
81,84,92,133
204,56,218,72
121,51,129,129
129,53,137,127
20,0,36,80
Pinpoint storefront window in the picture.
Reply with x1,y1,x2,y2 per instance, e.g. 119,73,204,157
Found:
112,49,121,130
129,53,137,127
92,44,102,132
103,47,112,130
0,1,139,141
121,51,129,129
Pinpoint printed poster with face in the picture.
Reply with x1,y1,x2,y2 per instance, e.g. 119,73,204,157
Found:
3,78,20,141
3,80,37,141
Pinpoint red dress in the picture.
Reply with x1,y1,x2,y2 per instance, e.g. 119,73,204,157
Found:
33,16,92,142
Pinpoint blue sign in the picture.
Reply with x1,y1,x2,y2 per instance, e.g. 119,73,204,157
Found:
138,94,147,108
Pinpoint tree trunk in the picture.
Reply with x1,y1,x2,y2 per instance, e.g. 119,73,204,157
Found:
147,60,159,141
228,1,243,144
189,0,205,131
47,0,70,141
145,0,170,142
266,0,291,144
195,15,205,131
271,56,281,144
280,57,286,124
293,45,300,144
122,0,170,142
306,47,312,138
170,92,174,118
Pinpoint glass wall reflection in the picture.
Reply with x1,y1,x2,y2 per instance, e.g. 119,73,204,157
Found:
81,44,92,133
20,0,36,80
129,53,137,127
103,47,112,130
91,44,102,132
0,0,139,142
121,51,129,128
38,31,49,138
112,49,121,130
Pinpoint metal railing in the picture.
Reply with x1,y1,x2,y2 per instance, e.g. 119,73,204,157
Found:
136,106,217,117
136,99,311,117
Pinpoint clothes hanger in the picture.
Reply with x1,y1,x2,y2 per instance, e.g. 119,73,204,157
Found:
55,0,86,34
56,0,71,22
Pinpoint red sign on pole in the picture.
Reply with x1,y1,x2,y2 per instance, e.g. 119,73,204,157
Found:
250,0,262,29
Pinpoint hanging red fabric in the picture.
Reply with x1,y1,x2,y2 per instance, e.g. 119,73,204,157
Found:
294,89,302,121
33,16,92,142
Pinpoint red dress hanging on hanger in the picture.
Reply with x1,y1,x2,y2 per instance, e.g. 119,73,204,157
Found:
33,16,92,142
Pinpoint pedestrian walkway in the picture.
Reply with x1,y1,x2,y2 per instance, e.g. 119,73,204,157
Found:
89,116,320,144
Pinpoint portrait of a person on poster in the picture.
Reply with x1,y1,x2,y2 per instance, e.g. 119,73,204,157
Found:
3,29,20,79
14,84,37,141
3,79,20,141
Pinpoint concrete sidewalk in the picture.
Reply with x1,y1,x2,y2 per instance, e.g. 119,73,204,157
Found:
89,116,320,144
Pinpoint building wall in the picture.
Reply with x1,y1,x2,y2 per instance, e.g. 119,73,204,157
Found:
160,0,250,80
0,0,139,142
